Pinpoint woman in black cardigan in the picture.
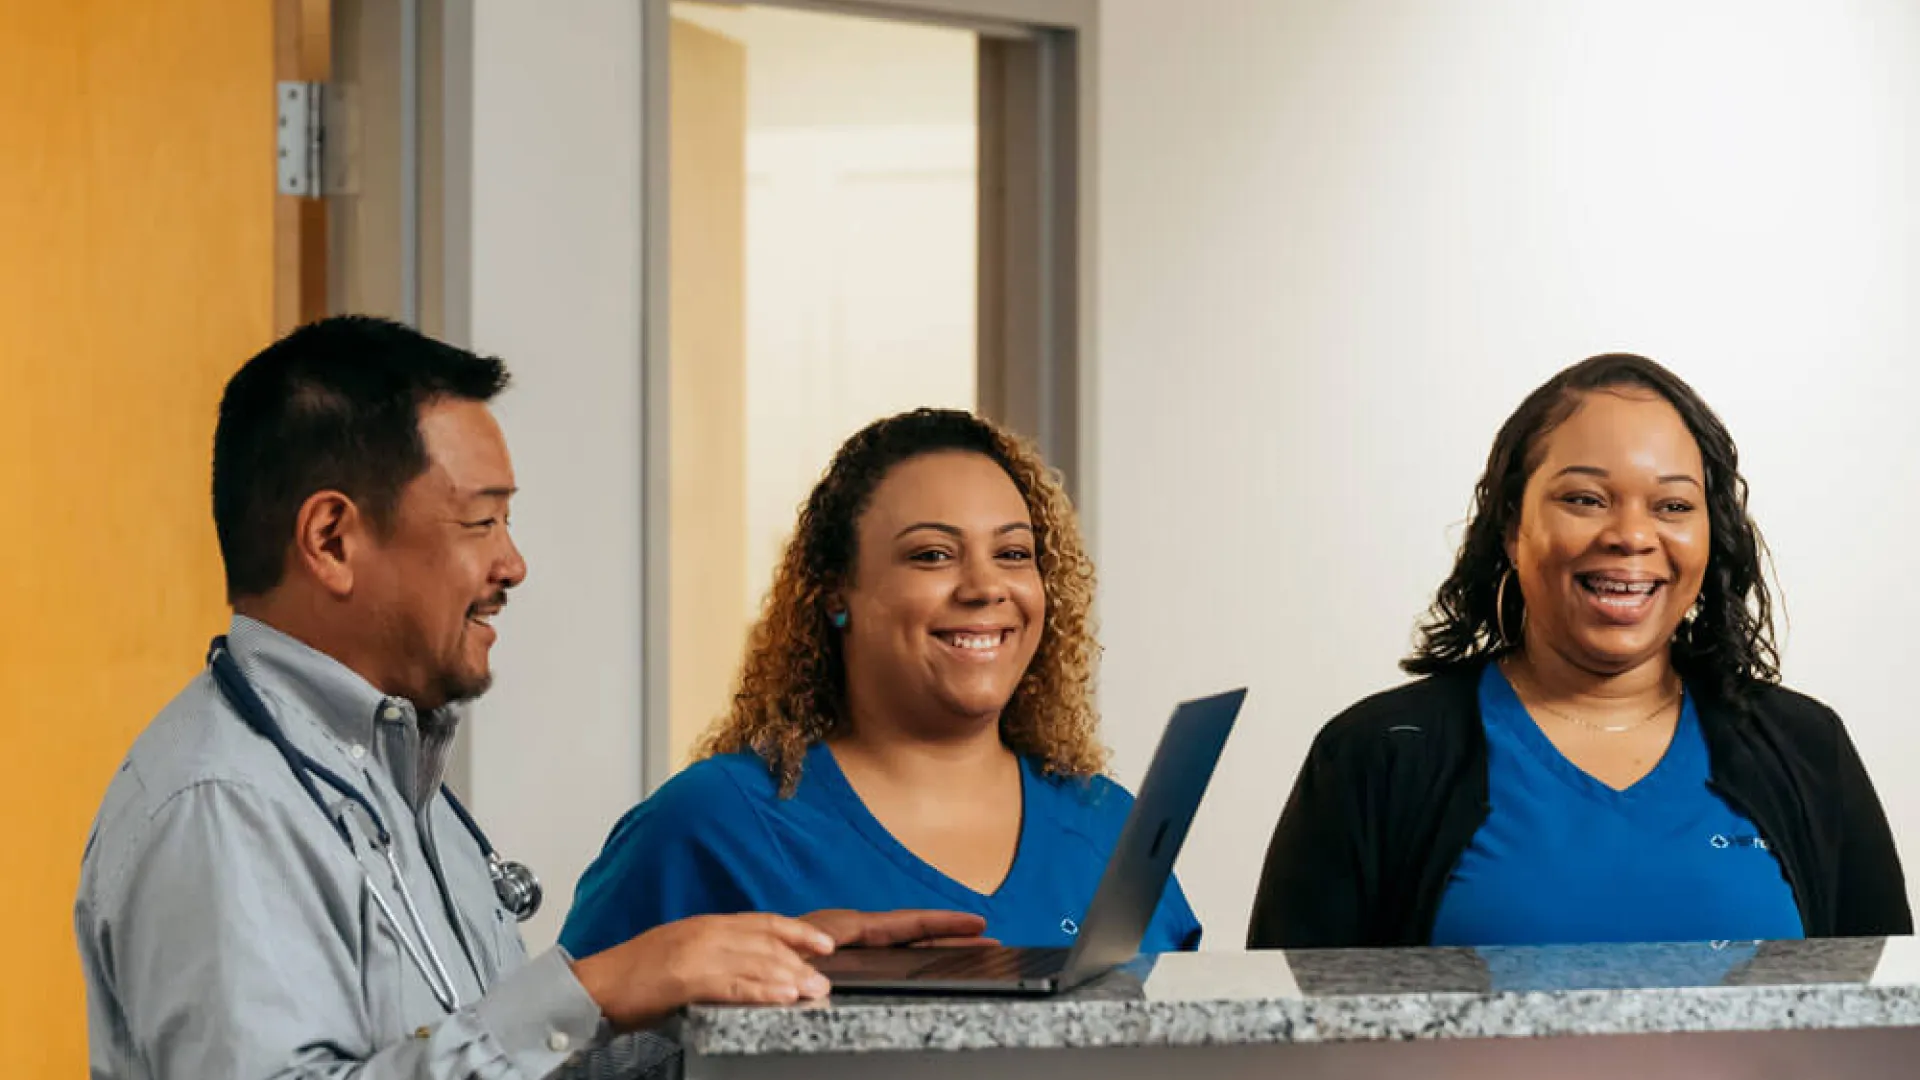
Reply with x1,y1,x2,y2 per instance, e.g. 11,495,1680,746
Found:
1248,354,1910,950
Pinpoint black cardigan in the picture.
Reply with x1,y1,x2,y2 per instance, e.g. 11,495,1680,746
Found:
1246,665,1913,949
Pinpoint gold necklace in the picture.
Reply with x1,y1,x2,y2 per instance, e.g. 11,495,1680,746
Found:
1504,659,1682,734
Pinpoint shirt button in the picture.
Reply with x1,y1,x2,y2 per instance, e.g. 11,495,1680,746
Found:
381,704,404,722
547,1031,571,1053
349,743,367,760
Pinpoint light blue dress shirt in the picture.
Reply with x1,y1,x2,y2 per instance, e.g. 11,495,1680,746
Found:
74,616,615,1079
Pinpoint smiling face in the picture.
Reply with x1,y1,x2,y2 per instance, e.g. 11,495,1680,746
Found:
836,450,1045,737
1507,388,1711,677
352,398,527,710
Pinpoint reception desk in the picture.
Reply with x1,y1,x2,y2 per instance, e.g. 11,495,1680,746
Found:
671,937,1920,1079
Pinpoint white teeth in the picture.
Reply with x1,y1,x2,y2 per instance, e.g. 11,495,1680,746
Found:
1586,579,1657,595
1583,577,1656,609
943,632,1002,650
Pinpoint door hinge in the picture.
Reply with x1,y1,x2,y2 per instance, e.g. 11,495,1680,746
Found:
277,81,327,198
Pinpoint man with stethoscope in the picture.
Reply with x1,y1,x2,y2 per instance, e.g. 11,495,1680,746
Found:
73,316,985,1079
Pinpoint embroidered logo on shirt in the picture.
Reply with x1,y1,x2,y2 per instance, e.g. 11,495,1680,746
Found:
1709,833,1769,851
1060,917,1080,936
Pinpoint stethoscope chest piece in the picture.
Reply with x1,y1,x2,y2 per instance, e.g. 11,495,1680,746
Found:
490,855,542,922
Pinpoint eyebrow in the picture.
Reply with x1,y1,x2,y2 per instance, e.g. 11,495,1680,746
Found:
463,485,518,500
1552,465,1702,490
893,521,1034,540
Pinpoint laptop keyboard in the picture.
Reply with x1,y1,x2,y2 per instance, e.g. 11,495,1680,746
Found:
913,947,1073,981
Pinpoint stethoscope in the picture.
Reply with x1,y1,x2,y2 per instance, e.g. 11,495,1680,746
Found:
206,637,542,1013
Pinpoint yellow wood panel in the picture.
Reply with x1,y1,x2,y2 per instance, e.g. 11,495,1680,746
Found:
668,16,749,772
0,1,275,1074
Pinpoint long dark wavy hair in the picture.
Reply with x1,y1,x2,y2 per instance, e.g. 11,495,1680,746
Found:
1403,353,1780,703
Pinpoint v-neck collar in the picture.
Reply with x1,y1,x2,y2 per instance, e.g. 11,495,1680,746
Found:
804,741,1034,909
1481,663,1702,811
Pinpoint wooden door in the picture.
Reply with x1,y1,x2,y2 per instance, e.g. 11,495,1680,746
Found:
0,2,306,1073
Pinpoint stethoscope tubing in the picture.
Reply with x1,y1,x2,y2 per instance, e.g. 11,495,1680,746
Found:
205,637,529,1014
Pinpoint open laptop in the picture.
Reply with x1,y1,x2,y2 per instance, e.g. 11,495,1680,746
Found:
811,687,1246,996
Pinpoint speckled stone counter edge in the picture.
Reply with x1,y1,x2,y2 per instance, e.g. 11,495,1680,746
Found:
679,984,1920,1057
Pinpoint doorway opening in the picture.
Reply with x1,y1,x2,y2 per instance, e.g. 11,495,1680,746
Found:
648,0,1090,785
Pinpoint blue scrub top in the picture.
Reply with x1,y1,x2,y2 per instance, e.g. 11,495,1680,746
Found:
559,742,1204,959
1429,665,1804,947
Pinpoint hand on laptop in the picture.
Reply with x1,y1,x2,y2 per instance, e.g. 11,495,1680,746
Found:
801,909,995,949
571,913,837,1029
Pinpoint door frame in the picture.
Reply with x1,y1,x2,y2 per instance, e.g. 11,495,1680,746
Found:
274,0,332,334
312,0,482,790
637,0,1098,792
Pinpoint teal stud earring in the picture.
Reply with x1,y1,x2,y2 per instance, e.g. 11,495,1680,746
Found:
830,611,848,629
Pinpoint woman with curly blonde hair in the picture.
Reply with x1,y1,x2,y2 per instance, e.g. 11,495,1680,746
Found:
560,408,1202,958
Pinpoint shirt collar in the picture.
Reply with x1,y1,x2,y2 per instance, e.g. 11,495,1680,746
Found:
224,615,463,797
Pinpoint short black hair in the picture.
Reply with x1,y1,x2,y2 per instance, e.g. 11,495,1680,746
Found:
212,316,511,600
1404,353,1780,703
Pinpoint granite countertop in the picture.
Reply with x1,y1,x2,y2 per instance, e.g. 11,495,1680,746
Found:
676,936,1920,1057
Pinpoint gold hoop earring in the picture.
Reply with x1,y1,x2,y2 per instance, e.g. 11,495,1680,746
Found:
1494,567,1518,649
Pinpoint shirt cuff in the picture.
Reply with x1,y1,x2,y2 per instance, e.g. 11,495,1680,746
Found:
472,946,608,1073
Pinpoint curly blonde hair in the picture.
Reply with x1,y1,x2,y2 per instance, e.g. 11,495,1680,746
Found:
693,408,1106,794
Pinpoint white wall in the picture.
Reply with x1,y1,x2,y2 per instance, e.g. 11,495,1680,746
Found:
455,0,1920,955
464,0,646,950
1093,0,1920,946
